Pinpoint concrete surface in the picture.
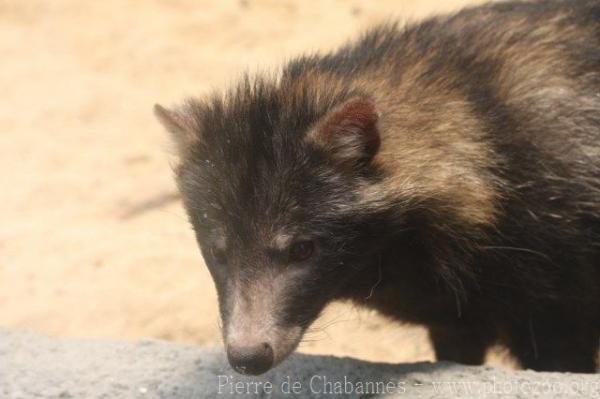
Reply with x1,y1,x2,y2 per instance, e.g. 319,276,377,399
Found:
1,329,598,399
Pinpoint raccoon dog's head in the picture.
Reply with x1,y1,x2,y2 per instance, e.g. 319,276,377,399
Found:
155,78,389,375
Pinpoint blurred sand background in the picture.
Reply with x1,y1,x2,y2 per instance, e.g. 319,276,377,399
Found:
1,0,513,366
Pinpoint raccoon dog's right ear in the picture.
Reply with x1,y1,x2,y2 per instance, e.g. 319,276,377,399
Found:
306,96,380,169
153,103,202,156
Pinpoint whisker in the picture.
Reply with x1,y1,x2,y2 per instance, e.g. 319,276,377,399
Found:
481,245,553,262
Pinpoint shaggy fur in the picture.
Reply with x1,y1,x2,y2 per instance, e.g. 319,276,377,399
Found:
156,0,600,374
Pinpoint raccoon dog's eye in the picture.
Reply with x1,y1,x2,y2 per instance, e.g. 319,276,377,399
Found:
209,247,227,265
289,240,314,262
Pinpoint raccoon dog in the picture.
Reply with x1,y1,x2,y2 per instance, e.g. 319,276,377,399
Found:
155,0,600,374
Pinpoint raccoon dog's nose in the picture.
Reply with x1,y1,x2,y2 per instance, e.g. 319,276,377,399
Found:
227,342,274,375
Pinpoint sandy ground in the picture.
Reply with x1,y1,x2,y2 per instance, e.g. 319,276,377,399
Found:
1,0,513,367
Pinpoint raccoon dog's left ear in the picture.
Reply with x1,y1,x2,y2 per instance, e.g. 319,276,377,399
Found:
307,96,380,169
154,102,202,157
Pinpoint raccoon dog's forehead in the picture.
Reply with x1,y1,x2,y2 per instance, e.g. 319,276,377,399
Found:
177,79,358,240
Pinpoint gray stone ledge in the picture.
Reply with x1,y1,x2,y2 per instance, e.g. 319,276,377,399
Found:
1,328,597,398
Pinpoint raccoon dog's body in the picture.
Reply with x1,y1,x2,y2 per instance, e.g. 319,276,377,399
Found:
155,0,600,374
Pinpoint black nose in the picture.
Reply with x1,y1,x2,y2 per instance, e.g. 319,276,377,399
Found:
227,342,274,375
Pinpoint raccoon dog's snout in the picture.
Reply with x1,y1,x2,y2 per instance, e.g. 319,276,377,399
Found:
226,342,274,375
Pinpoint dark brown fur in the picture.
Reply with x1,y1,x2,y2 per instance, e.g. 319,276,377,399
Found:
156,0,600,374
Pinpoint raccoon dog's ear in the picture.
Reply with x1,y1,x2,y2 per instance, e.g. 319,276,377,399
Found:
154,102,202,156
307,96,380,169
